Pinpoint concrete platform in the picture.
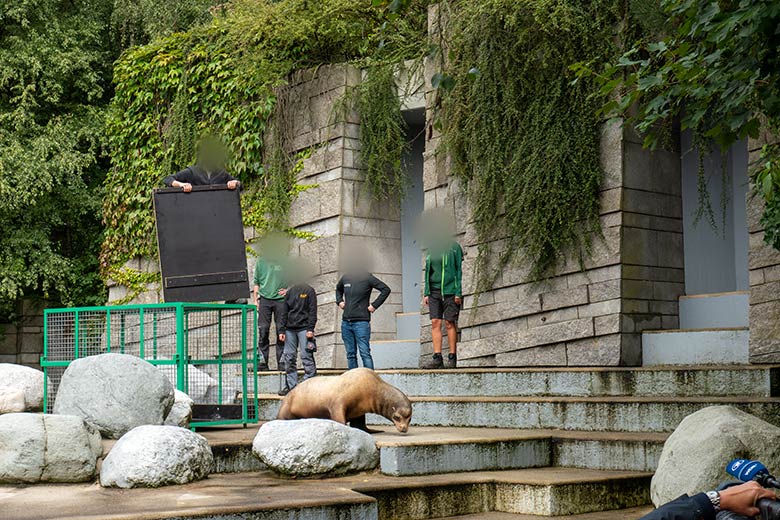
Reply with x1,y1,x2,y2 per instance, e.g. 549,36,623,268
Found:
0,468,651,520
254,365,780,397
441,506,653,519
255,393,780,432
191,425,667,475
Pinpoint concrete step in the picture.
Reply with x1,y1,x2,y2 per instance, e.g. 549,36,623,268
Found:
642,328,749,365
1,468,650,520
194,426,665,476
355,467,651,518
254,394,780,432
679,291,749,329
252,365,779,397
439,506,653,519
371,339,421,369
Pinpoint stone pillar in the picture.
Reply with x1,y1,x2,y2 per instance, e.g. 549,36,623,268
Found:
0,299,45,369
747,129,780,362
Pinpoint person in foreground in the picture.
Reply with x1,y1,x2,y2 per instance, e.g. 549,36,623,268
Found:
640,480,776,520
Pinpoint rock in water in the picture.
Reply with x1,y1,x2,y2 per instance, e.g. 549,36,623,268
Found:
0,413,102,483
53,353,174,439
0,363,46,412
100,425,213,488
652,405,780,506
252,419,379,477
164,390,193,427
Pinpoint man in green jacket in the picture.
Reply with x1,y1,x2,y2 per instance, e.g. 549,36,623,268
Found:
422,240,463,369
253,244,288,371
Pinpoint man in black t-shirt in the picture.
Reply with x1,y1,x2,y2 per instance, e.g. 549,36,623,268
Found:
163,136,240,192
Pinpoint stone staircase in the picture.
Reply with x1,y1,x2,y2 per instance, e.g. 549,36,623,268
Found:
246,365,780,518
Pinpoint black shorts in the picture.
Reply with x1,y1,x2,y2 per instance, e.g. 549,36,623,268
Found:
429,289,460,323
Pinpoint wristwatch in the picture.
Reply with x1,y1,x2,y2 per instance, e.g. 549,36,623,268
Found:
706,490,721,512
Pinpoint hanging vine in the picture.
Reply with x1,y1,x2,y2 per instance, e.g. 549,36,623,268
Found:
438,0,624,288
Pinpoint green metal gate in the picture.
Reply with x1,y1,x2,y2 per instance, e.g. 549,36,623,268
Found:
42,303,259,428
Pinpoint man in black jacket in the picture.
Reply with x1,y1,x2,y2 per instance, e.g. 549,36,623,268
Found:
641,481,775,520
335,269,391,370
278,278,318,396
163,136,240,191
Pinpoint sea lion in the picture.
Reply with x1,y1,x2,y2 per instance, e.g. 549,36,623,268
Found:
276,368,412,433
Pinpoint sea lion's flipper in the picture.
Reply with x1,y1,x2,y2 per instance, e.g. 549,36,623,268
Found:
349,415,382,434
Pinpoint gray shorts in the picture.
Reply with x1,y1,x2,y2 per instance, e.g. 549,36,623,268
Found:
429,289,460,323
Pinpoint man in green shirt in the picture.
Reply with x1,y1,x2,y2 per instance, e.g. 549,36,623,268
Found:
422,239,463,369
253,251,287,371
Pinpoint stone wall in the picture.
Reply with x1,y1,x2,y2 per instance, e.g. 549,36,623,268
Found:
747,128,780,362
0,300,45,369
417,4,684,367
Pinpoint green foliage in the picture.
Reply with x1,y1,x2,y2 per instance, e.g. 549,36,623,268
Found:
104,0,428,278
110,0,220,50
0,0,115,316
577,0,780,248
353,64,409,200
439,0,622,285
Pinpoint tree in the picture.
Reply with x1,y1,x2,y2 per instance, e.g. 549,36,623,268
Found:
575,0,780,247
0,0,117,317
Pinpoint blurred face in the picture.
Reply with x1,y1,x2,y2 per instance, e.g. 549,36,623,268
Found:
197,137,228,173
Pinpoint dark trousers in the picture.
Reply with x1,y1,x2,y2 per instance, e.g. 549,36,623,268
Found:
258,296,285,367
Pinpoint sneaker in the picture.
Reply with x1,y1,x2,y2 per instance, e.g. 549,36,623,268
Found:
446,353,457,369
422,353,444,369
278,387,290,396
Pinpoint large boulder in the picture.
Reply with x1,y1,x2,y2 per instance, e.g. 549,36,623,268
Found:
100,425,213,488
164,390,193,428
53,353,174,439
0,363,46,413
652,406,780,506
0,413,102,483
252,419,379,477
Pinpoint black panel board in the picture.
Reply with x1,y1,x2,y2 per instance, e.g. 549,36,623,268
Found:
154,186,248,302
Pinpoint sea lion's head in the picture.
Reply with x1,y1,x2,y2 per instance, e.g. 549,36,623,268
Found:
389,405,412,433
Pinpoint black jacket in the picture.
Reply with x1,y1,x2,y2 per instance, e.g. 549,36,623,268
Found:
640,494,715,520
336,273,391,322
163,165,240,187
280,284,317,332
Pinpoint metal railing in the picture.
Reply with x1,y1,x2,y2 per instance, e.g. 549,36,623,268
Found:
42,302,258,428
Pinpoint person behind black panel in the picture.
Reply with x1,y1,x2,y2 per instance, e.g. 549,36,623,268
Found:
163,135,240,192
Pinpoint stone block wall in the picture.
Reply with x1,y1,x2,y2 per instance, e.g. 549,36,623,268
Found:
747,128,780,362
0,300,45,369
417,4,684,367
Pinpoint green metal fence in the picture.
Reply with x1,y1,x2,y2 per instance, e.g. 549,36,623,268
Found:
42,302,259,428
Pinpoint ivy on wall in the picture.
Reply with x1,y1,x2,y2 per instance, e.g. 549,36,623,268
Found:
103,0,429,282
437,0,624,287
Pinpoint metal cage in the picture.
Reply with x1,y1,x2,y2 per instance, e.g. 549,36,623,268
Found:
42,303,259,428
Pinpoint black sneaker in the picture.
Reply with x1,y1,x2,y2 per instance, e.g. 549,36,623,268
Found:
446,353,457,369
422,353,444,369
278,387,290,396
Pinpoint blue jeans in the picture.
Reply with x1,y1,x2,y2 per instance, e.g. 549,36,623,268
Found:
341,320,373,370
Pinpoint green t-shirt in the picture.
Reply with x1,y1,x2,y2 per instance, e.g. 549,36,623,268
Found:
428,252,444,291
253,257,285,300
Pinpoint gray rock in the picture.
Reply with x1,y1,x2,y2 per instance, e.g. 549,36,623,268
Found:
164,390,193,427
53,353,174,439
651,405,780,506
0,388,26,414
99,425,213,488
0,363,46,412
252,419,379,477
0,413,102,483
157,364,216,403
